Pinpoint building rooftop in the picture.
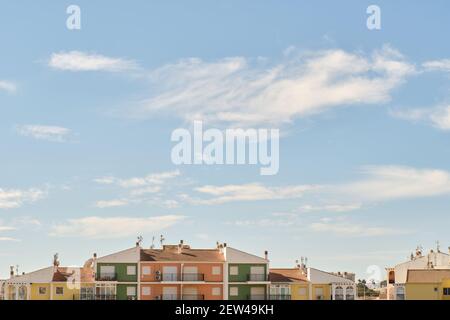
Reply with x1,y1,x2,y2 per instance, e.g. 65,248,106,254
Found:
269,268,308,283
141,245,225,262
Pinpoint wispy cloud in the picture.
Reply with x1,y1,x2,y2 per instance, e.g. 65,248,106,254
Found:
95,199,129,208
50,215,186,239
423,59,450,73
0,80,17,93
337,165,450,202
0,237,20,242
49,51,138,72
133,45,415,126
189,183,318,205
15,125,73,142
0,188,46,209
94,170,180,188
309,217,411,237
297,203,362,213
390,106,450,131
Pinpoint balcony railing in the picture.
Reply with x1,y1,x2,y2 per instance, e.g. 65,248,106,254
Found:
161,273,180,281
96,273,117,281
247,295,267,300
247,274,268,281
94,294,117,300
268,294,291,300
157,294,205,300
182,273,205,281
182,294,205,300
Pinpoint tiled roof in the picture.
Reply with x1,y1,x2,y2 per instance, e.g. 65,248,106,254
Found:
141,246,225,262
269,268,308,283
52,267,94,283
406,269,450,283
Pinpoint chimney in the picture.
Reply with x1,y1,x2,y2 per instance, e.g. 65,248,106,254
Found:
264,250,268,260
223,243,227,248
9,266,14,278
177,242,183,254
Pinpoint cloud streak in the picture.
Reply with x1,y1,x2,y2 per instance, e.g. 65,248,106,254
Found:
0,188,46,209
50,215,186,239
0,80,17,93
49,51,138,72
16,125,73,142
134,45,415,126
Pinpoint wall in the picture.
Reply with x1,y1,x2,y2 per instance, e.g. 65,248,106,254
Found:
228,284,267,300
51,283,78,300
406,283,442,300
97,263,138,282
140,262,224,282
117,283,137,300
311,284,331,300
228,264,267,282
30,283,50,300
291,283,310,300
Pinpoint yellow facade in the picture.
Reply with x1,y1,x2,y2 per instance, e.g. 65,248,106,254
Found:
291,283,310,300
406,278,450,300
30,283,51,300
311,284,331,300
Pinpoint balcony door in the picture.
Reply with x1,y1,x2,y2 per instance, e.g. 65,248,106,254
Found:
183,266,199,281
162,287,178,300
250,287,265,300
183,287,199,300
250,266,265,281
162,266,178,281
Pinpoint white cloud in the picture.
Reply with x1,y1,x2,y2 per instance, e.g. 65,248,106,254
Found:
390,106,450,131
337,165,450,202
16,125,72,142
134,45,414,126
95,199,129,208
94,170,180,188
0,237,20,242
423,59,450,73
309,218,410,237
49,51,138,72
190,183,318,205
50,215,185,239
0,80,17,93
298,203,362,213
0,188,46,209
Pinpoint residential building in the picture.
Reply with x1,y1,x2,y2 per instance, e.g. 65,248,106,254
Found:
404,269,450,300
93,245,140,300
224,246,270,300
386,246,450,300
307,268,356,300
139,240,225,300
269,267,309,300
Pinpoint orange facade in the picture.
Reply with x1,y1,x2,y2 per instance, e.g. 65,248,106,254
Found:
140,262,224,300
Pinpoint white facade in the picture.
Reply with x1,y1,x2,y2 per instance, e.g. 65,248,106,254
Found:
308,268,356,300
3,267,54,300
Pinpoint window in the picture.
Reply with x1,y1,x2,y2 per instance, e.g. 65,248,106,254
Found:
230,266,239,276
142,287,151,296
212,287,221,296
315,287,324,300
230,287,238,296
55,287,64,295
127,286,136,296
142,266,151,275
38,287,46,295
443,288,450,296
80,287,94,300
127,265,136,276
212,266,221,275
100,265,115,279
298,287,307,296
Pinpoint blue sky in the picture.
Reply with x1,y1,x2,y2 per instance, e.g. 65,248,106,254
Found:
1,0,450,280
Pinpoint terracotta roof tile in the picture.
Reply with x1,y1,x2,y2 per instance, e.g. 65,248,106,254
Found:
269,268,308,283
141,246,225,262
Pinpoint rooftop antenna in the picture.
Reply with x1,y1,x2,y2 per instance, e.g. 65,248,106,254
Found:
136,235,143,247
15,265,19,275
160,235,165,247
150,236,155,249
436,240,441,253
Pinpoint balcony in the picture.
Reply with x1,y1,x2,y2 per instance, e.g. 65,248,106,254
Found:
96,273,117,281
157,294,205,300
160,273,180,281
247,295,267,300
182,273,205,281
95,294,117,300
247,274,268,282
268,294,291,300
